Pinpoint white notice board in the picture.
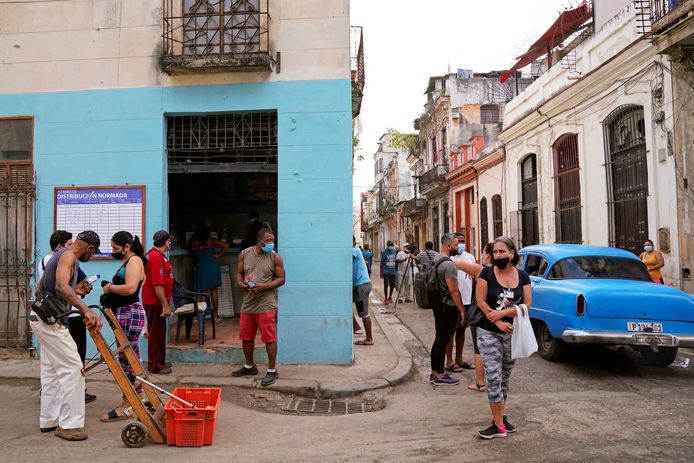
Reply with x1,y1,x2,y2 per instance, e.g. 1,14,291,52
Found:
54,185,146,258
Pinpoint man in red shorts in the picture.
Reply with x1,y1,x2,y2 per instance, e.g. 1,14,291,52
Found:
231,228,285,386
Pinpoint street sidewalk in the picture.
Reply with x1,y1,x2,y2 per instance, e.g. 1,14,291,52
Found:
0,294,415,399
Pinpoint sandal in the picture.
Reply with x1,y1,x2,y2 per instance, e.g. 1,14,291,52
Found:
467,382,486,392
461,361,476,370
99,406,133,422
446,364,464,373
354,339,374,346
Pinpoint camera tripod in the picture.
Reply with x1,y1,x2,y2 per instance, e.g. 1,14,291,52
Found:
392,253,417,310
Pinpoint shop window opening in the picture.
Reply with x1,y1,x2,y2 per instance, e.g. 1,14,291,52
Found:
165,111,278,353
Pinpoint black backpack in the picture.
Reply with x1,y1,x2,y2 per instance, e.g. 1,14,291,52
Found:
418,256,451,309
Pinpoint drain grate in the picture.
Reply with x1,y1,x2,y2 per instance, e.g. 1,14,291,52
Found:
284,398,372,415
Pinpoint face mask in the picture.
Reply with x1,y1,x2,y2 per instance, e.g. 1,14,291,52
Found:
644,245,653,252
493,256,510,269
261,243,274,253
166,241,173,251
458,244,466,254
249,218,257,224
112,250,125,260
449,246,459,256
388,246,395,251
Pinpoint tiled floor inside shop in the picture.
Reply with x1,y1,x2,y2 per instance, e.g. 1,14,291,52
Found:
167,316,264,349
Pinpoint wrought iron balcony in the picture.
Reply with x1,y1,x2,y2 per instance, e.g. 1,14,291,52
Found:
418,164,449,195
161,0,276,75
402,198,427,217
650,0,687,25
351,26,365,118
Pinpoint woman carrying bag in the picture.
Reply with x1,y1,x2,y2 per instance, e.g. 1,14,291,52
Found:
99,231,147,422
474,236,531,439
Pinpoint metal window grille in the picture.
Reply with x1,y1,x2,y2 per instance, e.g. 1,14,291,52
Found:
0,118,34,347
520,154,539,246
163,0,270,56
166,112,277,171
603,105,649,255
553,134,582,244
480,197,489,246
492,195,503,240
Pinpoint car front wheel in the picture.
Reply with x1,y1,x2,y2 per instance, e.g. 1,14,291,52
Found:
637,347,678,367
534,320,568,361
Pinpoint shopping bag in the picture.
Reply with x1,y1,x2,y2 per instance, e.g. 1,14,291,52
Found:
511,305,538,359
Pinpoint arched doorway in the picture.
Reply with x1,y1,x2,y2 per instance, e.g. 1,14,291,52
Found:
603,105,648,254
553,134,582,243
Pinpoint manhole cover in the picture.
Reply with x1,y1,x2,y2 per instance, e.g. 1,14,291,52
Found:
284,397,382,415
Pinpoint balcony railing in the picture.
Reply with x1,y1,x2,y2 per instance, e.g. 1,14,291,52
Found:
161,0,275,74
418,164,449,194
651,0,683,24
351,26,365,118
402,198,427,217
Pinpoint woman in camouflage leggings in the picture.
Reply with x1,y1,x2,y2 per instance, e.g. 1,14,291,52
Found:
475,237,532,439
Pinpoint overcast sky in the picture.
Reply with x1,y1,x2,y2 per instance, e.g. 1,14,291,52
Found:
349,0,572,202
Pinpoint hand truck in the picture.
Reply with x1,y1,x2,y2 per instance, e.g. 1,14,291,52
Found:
83,305,166,448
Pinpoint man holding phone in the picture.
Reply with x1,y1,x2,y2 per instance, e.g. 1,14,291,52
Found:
31,230,103,441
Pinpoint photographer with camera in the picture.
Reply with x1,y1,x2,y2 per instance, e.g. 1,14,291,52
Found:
396,243,416,303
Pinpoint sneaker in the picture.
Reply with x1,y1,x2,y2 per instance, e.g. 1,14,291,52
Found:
158,366,172,375
503,416,516,433
260,370,279,386
432,373,460,386
84,392,97,404
54,427,88,441
429,373,435,383
231,365,258,377
478,423,507,439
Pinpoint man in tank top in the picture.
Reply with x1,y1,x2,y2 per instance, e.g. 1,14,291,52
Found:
231,228,286,386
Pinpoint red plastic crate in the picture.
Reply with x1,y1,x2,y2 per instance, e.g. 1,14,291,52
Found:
164,387,221,447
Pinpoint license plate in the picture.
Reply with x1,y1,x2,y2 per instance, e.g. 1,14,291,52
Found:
627,322,663,333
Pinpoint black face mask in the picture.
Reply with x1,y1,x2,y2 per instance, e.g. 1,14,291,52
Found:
112,251,125,260
493,256,510,269
449,246,459,257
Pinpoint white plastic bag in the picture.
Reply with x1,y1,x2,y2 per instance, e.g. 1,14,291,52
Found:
511,305,538,359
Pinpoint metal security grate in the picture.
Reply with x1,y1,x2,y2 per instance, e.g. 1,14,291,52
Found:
603,105,649,255
284,398,371,415
554,134,582,244
166,112,277,172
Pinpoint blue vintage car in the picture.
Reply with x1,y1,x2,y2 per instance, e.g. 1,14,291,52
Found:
518,244,694,366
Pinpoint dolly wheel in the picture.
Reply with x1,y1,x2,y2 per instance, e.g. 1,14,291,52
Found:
121,421,148,448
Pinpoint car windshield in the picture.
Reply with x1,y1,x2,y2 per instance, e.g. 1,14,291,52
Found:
548,256,652,281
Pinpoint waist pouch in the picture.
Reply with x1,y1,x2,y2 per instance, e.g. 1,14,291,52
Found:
31,293,72,325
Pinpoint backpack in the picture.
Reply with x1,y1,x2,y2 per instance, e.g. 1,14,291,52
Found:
417,256,451,309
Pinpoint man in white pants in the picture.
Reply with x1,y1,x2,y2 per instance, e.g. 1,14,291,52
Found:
31,231,103,441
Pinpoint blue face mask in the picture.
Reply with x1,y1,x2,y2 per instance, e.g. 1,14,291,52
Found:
644,245,653,252
261,243,274,253
458,244,466,254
